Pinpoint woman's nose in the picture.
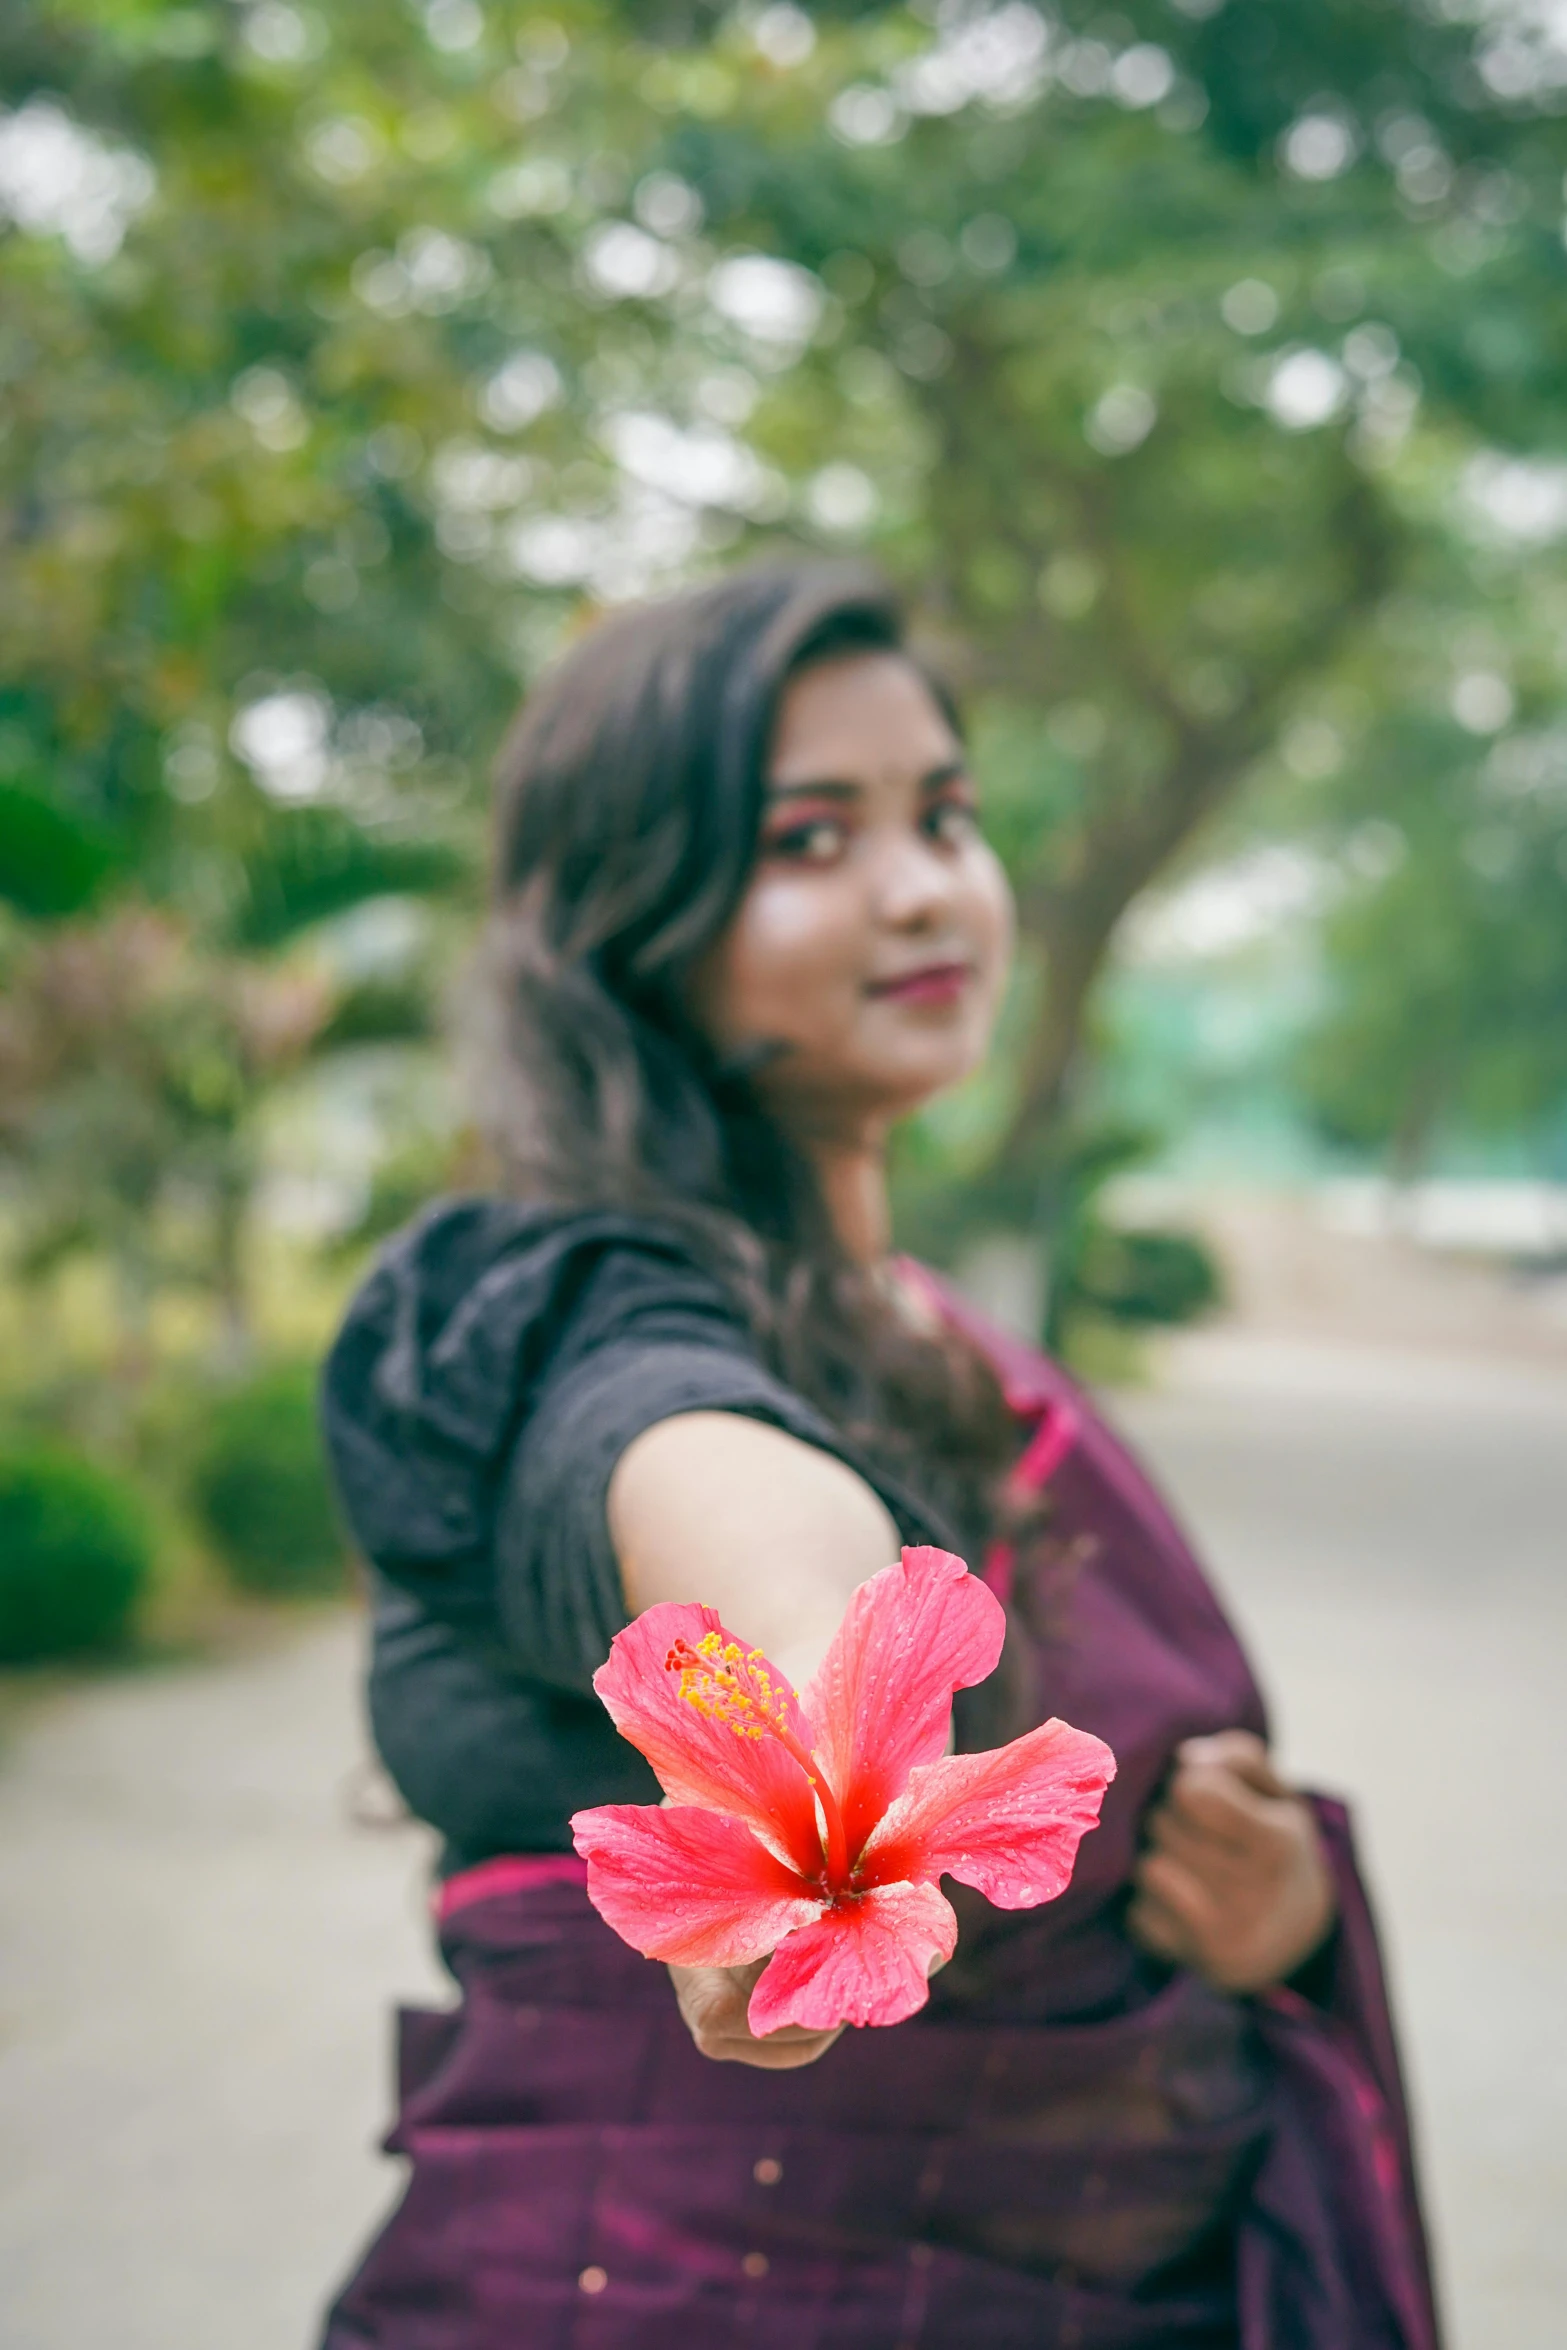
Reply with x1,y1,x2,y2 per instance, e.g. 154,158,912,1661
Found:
869,828,959,930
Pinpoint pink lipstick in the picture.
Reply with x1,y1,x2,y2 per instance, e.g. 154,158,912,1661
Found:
866,961,972,1006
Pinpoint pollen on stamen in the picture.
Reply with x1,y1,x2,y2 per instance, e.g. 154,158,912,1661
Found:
665,1632,794,1742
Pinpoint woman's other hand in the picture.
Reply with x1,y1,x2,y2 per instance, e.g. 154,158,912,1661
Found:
668,1959,845,2069
1127,1731,1336,1994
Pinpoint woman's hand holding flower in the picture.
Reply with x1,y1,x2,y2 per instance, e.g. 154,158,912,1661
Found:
666,1958,846,2070
572,1546,1115,2058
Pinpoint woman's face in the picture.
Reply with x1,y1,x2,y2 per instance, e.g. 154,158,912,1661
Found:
689,650,1014,1137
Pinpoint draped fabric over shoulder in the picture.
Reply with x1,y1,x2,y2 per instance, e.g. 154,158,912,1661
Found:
317,1201,1441,2350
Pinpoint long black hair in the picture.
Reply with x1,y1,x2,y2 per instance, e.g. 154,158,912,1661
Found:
476,562,1025,1580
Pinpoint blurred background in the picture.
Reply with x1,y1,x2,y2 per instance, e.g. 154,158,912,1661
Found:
1,2,1564,2345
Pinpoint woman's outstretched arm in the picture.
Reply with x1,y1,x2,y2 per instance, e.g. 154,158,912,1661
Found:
609,1408,903,2069
610,1409,901,1695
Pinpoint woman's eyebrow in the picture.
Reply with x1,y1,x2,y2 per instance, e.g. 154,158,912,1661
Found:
765,759,969,803
764,778,863,803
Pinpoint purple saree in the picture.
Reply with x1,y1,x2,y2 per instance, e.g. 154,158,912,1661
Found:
321,1280,1440,2350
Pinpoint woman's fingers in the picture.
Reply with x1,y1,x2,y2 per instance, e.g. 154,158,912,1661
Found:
1175,1730,1289,1799
1161,1759,1274,1850
1125,1887,1196,1964
1133,1848,1223,1939
672,1963,777,2040
668,1961,845,2069
700,2028,843,2070
1145,1801,1254,1879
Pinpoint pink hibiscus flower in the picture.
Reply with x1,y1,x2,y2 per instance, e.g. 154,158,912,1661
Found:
571,1545,1116,2034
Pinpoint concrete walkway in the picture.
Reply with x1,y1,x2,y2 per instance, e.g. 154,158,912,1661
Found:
1,1329,1563,2348
1117,1331,1567,2350
0,1617,444,2350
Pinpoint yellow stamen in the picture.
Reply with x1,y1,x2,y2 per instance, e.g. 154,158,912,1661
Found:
663,1630,850,1888
664,1633,793,1741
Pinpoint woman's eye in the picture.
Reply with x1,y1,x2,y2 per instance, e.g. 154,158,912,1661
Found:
769,819,846,864
926,800,980,844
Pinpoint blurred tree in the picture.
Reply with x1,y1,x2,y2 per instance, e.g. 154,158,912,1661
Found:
1299,726,1567,1178
3,0,1567,1334
0,907,334,1362
653,1,1567,1207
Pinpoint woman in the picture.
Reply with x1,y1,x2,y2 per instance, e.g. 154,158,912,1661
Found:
319,565,1440,2348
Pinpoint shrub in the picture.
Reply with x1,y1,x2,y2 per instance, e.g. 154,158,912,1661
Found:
1074,1224,1223,1328
189,1362,346,1596
0,1446,153,1661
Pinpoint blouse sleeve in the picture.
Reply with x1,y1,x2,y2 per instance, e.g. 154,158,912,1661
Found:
321,1199,931,1700
492,1289,877,1697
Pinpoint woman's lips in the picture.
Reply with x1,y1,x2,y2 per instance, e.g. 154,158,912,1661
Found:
865,961,973,1006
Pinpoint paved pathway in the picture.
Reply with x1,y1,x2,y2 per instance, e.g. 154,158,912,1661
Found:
1,1330,1563,2348
0,1616,443,2350
1118,1331,1567,2350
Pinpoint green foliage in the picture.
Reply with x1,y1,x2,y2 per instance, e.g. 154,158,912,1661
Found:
0,906,332,1322
895,1102,1217,1341
222,814,473,954
1027,1118,1191,1350
1072,1224,1222,1329
1300,800,1567,1168
0,1443,153,1661
328,1125,469,1253
0,782,121,919
3,0,1567,1352
188,1361,345,1596
1296,577,1567,1171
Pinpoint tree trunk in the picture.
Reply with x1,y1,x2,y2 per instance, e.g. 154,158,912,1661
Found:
114,1246,156,1393
1003,901,1125,1168
908,316,1400,1330
1391,1066,1443,1183
211,1159,254,1374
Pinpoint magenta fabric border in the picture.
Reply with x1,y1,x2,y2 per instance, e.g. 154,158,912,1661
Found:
435,1851,589,1921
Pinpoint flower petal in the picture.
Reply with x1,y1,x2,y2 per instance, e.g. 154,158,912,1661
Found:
746,1879,958,2034
858,1717,1116,1908
571,1802,823,1968
802,1546,1005,1859
592,1601,824,1878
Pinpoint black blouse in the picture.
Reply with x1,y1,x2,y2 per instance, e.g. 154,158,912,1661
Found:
321,1199,948,1868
